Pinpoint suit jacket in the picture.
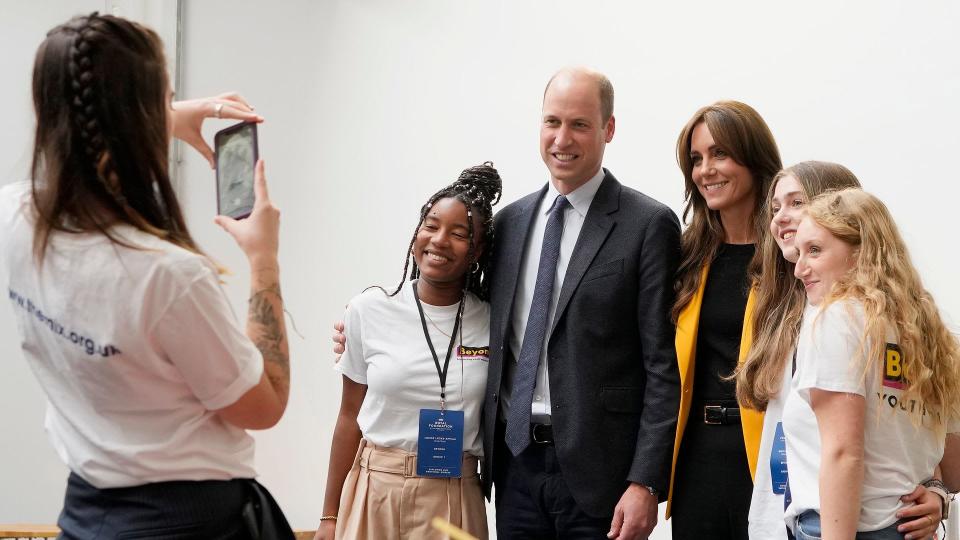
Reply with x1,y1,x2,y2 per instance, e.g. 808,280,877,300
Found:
481,170,682,517
666,265,765,516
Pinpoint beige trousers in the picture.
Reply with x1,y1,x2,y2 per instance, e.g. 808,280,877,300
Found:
335,439,488,540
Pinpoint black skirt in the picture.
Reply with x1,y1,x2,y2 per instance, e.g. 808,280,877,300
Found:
58,472,293,540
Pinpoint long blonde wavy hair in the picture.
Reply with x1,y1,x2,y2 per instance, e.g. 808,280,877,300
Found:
807,188,960,428
736,162,861,410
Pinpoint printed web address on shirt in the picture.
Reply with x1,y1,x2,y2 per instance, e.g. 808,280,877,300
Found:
8,287,122,357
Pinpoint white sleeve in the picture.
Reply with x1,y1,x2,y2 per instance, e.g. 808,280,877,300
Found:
0,181,29,252
796,303,869,397
334,299,367,384
151,267,263,411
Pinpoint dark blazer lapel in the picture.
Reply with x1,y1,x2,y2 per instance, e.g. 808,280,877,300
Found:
495,184,549,343
550,172,619,335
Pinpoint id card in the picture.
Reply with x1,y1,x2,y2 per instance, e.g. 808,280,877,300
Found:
770,422,788,495
417,409,464,478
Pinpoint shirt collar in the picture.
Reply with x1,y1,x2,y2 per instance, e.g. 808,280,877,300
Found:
545,167,607,217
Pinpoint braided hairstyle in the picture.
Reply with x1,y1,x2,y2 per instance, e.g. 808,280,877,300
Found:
29,12,204,263
386,162,502,301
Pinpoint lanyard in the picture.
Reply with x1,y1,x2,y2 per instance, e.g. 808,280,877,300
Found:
412,282,464,411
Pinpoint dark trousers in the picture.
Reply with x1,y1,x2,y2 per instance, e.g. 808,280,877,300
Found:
494,422,611,539
670,417,752,540
58,472,253,540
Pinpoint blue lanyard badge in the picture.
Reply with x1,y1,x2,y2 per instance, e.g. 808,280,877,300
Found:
770,421,789,495
417,409,465,478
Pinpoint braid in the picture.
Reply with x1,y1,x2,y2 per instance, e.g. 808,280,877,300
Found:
379,162,503,301
67,13,126,207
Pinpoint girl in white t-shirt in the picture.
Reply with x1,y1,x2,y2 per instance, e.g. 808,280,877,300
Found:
316,164,502,540
783,188,960,539
736,163,944,540
1,12,293,539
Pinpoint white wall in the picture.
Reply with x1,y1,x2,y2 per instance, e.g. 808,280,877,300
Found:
0,0,104,523
3,1,959,537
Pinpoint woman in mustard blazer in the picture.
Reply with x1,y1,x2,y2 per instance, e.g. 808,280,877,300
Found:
667,101,781,540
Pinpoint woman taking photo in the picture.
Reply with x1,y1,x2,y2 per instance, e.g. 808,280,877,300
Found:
784,188,960,539
740,162,943,540
0,12,291,539
668,100,782,540
316,164,501,540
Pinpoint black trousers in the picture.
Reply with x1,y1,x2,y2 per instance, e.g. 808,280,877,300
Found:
493,422,611,539
670,416,752,540
58,472,254,540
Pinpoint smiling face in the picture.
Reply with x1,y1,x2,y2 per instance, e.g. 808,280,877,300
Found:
689,122,756,217
769,174,808,263
793,217,857,305
540,71,615,194
413,197,484,293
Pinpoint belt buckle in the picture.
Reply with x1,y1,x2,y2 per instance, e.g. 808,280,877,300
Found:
531,424,551,444
403,454,416,477
704,405,724,425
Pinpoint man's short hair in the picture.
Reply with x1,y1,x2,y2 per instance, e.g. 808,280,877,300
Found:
544,68,615,123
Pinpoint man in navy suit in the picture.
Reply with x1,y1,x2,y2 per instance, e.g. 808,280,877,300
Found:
481,67,681,539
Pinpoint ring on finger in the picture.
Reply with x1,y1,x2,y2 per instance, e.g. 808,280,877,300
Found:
925,515,934,525
214,102,224,118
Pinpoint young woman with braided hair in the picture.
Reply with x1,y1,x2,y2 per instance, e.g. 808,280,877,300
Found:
316,163,502,540
0,13,293,538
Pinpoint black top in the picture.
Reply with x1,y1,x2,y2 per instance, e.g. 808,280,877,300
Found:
692,243,755,405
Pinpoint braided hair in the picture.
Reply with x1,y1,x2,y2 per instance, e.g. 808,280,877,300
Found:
386,162,502,301
29,12,205,263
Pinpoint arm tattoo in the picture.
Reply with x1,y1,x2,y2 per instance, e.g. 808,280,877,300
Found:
248,284,289,398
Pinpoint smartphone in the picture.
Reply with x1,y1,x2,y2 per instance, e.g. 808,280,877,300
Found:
214,121,259,219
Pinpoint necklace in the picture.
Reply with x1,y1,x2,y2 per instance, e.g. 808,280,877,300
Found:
415,281,462,339
423,309,455,338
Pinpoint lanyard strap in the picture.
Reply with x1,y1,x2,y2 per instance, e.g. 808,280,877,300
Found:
412,282,464,410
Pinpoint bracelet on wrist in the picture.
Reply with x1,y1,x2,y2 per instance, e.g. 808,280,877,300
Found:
319,515,338,522
922,478,951,520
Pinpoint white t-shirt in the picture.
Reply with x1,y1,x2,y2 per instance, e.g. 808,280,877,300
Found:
783,300,945,531
336,282,490,455
0,181,263,488
748,354,793,540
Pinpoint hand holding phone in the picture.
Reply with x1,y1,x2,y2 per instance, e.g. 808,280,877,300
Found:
215,122,259,219
214,159,280,266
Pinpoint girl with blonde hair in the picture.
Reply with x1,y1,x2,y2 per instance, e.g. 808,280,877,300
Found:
740,163,944,540
783,188,960,539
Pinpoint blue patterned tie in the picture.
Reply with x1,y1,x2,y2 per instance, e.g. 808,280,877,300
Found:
505,194,569,456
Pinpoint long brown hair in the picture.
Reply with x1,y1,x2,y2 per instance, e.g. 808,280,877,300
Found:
808,189,960,429
735,161,861,410
671,101,782,321
30,13,202,263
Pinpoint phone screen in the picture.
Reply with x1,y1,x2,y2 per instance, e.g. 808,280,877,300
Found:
215,122,258,219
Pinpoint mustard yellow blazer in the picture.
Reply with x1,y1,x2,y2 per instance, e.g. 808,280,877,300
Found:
666,265,764,516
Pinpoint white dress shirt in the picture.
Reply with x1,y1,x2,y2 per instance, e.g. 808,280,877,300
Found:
501,167,606,423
